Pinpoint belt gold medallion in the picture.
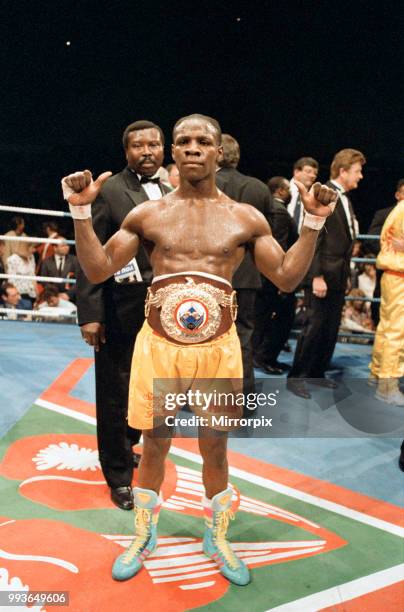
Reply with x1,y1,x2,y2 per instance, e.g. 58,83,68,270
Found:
145,277,237,344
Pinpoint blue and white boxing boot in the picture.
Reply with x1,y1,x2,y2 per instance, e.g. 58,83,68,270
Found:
112,487,160,581
203,487,250,586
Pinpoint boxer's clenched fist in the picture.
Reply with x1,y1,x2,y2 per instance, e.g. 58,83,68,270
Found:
61,170,112,206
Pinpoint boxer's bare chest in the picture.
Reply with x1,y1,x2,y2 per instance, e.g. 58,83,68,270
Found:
142,199,251,262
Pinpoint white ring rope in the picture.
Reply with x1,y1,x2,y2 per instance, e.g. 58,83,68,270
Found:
0,204,72,217
0,273,76,284
0,308,76,319
0,235,75,245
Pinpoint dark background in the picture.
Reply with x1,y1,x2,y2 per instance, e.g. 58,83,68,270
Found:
0,0,402,238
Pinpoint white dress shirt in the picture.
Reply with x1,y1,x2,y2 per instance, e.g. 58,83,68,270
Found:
136,173,163,201
287,178,304,232
55,255,65,273
330,180,357,238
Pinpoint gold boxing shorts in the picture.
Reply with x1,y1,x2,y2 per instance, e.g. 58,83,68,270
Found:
128,321,243,431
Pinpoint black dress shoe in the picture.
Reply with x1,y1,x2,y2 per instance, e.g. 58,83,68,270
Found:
133,452,141,468
310,378,338,389
399,441,404,472
272,361,291,372
110,486,134,510
253,359,283,375
286,379,311,399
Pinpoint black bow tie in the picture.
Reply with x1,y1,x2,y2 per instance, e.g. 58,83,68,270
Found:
140,175,160,185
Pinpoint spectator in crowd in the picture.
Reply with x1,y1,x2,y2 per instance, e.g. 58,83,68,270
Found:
0,282,33,317
36,221,60,272
366,178,404,326
340,289,373,333
0,239,6,275
253,176,298,373
358,262,376,299
6,241,37,304
369,194,404,404
36,283,77,318
4,216,27,260
166,163,180,189
287,157,319,232
39,237,78,302
288,148,366,399
216,133,272,395
76,120,170,511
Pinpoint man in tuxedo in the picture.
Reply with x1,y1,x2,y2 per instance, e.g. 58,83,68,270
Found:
215,134,272,397
287,157,319,232
76,120,170,510
365,179,404,326
288,149,366,398
40,238,78,302
253,177,298,373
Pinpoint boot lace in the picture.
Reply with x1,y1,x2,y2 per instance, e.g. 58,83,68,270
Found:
213,510,240,570
122,508,152,565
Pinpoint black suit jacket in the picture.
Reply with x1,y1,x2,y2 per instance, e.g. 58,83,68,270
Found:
216,167,272,289
304,181,355,291
40,254,78,280
269,198,298,251
364,206,394,255
76,166,170,331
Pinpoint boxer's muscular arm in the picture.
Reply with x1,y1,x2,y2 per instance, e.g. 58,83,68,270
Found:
62,170,142,284
72,219,141,284
252,223,319,292
251,181,337,292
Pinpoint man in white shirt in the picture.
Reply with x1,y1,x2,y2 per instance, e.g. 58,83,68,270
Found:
287,157,319,232
38,284,77,317
288,149,366,398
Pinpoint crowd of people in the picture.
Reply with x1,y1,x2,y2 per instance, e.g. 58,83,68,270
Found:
1,114,403,588
0,217,78,319
0,147,402,379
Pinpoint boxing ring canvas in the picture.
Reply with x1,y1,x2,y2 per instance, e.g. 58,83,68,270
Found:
0,321,403,611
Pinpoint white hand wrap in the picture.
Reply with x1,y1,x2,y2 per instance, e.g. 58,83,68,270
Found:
303,212,326,230
303,201,336,230
68,203,92,220
61,177,92,219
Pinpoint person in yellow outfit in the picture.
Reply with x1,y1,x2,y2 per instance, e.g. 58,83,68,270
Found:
370,187,404,404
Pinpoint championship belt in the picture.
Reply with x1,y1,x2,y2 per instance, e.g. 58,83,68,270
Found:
145,277,237,344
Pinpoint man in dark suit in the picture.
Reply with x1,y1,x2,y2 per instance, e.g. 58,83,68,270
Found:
40,238,78,302
76,120,169,509
288,149,366,398
216,134,272,398
253,177,298,373
365,179,404,325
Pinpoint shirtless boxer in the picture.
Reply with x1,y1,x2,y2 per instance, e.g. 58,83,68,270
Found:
62,114,337,586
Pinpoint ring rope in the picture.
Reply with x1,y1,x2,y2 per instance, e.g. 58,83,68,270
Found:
357,234,380,240
0,308,76,319
0,235,75,245
0,204,72,218
0,273,76,284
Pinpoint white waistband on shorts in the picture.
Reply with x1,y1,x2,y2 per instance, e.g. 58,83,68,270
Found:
152,270,232,288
